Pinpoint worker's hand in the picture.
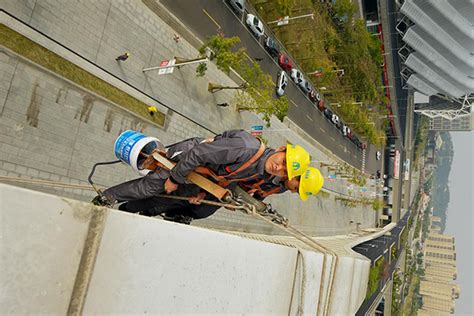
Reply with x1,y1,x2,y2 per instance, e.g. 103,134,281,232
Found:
164,178,178,194
189,192,206,204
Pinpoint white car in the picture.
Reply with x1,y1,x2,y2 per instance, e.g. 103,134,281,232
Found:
331,114,340,125
342,125,350,137
245,14,264,38
376,151,382,160
275,70,288,97
290,68,304,84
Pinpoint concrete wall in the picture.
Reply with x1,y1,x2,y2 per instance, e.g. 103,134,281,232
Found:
1,184,301,314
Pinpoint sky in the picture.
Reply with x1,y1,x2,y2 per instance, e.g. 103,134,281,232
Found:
444,131,473,315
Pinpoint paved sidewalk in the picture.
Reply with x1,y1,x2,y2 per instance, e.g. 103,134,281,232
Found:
0,0,377,236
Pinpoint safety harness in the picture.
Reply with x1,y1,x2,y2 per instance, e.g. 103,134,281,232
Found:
239,178,286,198
140,139,266,200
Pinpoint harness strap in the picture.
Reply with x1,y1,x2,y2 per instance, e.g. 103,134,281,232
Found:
150,152,230,201
258,186,284,198
192,141,265,183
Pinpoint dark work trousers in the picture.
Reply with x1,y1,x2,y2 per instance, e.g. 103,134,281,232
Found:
104,169,172,202
119,193,220,220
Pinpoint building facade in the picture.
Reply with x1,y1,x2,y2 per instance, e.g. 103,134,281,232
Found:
418,230,460,315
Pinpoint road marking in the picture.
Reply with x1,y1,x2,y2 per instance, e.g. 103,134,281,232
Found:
330,137,335,142
320,127,325,133
290,100,299,108
306,114,313,121
202,9,221,30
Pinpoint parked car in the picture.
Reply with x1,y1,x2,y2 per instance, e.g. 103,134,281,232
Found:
331,114,340,125
308,90,318,103
227,0,245,14
264,37,280,58
275,70,288,97
299,79,312,94
342,125,351,138
245,14,264,38
317,99,325,111
323,108,333,120
290,68,303,84
376,151,382,160
278,52,293,72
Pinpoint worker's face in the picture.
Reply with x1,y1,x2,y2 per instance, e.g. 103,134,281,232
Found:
285,177,300,193
265,147,287,177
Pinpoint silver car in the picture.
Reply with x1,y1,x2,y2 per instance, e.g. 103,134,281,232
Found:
245,14,264,38
275,71,288,97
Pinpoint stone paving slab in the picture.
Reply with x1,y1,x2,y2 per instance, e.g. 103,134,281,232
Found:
0,0,377,236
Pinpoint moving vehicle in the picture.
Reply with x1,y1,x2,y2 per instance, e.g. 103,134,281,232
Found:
245,14,264,38
376,151,382,160
278,53,293,72
275,70,288,97
264,37,280,58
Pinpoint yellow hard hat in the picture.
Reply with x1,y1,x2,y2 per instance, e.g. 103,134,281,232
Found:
299,167,324,201
286,144,310,179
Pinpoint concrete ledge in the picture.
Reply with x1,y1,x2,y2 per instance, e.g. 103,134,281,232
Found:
1,184,301,314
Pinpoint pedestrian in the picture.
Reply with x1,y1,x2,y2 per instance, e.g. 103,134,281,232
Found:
115,52,130,62
91,129,310,207
216,102,229,107
147,106,157,117
173,34,181,43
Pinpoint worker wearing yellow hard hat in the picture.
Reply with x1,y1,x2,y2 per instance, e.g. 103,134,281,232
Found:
298,166,324,201
286,144,310,179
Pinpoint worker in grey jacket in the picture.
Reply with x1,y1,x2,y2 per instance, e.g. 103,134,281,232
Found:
94,129,310,206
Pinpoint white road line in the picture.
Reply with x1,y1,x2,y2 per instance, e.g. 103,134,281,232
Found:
320,127,325,133
330,137,335,142
290,100,298,108
306,114,313,121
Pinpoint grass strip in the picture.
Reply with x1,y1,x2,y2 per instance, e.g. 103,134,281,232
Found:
0,24,165,126
366,256,384,299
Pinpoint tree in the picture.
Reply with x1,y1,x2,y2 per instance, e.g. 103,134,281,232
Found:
198,35,244,74
199,35,289,125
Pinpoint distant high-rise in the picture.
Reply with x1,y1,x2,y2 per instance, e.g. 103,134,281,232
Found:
419,230,460,315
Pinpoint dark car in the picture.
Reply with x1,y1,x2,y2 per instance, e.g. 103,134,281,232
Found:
278,52,293,72
323,108,333,120
264,37,280,58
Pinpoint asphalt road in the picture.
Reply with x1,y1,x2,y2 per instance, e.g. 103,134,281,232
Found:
160,0,381,175
353,210,411,315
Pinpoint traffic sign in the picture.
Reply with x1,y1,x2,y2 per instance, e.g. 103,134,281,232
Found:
277,16,289,26
158,59,176,75
251,125,264,131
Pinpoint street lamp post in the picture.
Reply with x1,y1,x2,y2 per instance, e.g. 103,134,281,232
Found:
268,13,314,26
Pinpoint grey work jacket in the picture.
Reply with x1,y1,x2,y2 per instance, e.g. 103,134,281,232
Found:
167,129,273,184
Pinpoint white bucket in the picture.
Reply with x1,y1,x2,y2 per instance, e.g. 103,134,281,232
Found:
114,130,165,175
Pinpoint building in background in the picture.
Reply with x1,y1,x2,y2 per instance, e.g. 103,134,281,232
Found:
418,228,460,315
396,1,472,124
